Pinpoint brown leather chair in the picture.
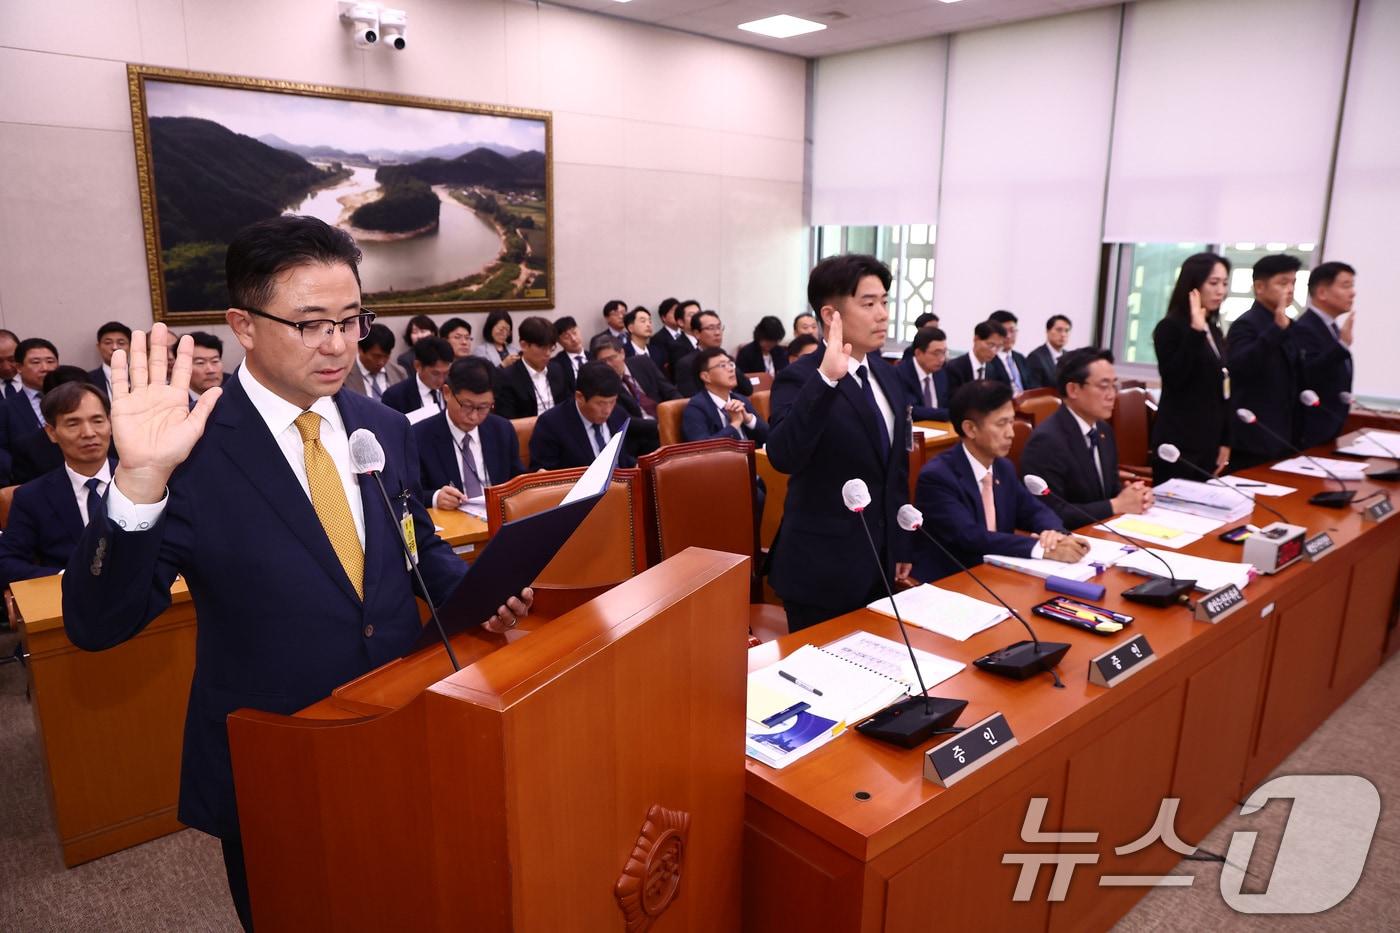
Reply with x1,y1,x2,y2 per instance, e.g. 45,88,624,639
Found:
511,416,537,470
747,372,774,392
907,431,930,501
656,399,687,447
750,390,771,423
1015,386,1057,402
1008,418,1033,470
1111,387,1153,479
0,485,16,530
1016,394,1061,427
485,467,645,615
638,439,788,642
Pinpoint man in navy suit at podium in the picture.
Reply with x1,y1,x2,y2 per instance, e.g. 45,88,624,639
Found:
59,216,533,931
414,356,524,508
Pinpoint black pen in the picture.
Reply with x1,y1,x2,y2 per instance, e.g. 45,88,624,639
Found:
778,670,823,696
1234,482,1265,488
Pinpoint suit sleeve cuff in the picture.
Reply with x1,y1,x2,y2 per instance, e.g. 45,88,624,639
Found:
106,481,168,531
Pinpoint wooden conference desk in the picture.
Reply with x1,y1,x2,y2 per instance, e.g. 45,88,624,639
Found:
744,456,1400,932
11,507,489,867
756,421,957,549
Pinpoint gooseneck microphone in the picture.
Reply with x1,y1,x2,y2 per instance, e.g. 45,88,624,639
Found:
1023,474,1195,608
1335,392,1400,481
1155,444,1291,525
841,480,966,747
1235,406,1355,507
349,429,461,672
897,503,1068,686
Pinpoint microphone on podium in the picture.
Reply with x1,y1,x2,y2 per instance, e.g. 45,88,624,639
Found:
896,503,1068,686
1335,392,1400,481
1022,474,1195,608
840,480,966,747
1155,444,1291,525
349,429,461,672
1235,406,1355,507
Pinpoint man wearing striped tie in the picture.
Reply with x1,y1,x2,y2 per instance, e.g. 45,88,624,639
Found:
60,215,533,931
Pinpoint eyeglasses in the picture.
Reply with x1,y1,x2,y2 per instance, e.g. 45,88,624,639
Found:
700,323,725,333
1078,379,1118,393
451,395,494,415
242,307,377,349
706,359,736,372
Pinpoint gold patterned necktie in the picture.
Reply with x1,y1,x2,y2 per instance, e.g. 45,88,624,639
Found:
294,411,364,599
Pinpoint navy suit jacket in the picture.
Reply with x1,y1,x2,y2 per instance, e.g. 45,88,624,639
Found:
625,355,681,404
493,360,569,420
894,356,950,422
766,350,912,613
528,401,636,471
381,374,432,415
412,410,523,501
1019,405,1122,525
62,374,466,839
681,391,769,445
9,425,64,485
549,351,586,395
735,342,789,376
1025,345,1058,390
913,444,1065,582
1226,301,1303,460
0,389,45,480
87,365,111,397
623,340,669,372
1291,308,1353,449
943,352,1010,400
0,465,93,591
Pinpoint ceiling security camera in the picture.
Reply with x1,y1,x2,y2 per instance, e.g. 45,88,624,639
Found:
338,2,379,49
380,9,408,51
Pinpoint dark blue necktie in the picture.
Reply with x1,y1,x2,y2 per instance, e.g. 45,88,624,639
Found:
85,477,104,526
856,365,891,458
592,423,606,455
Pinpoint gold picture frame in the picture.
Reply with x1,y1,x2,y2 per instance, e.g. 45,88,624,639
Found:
128,64,554,325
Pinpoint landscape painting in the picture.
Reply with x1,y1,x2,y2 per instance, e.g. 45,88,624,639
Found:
128,65,552,324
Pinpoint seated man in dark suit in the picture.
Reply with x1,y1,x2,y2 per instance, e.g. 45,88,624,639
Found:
87,321,131,398
791,311,820,341
675,311,754,397
912,379,1087,582
899,312,939,361
651,298,681,369
0,382,115,592
1020,348,1153,525
1025,315,1071,391
682,347,769,445
10,366,94,485
343,323,407,399
591,299,628,350
735,316,789,377
382,336,453,417
0,337,61,481
589,336,661,456
623,307,669,371
494,316,567,420
943,319,1009,398
187,331,226,405
667,300,703,378
529,361,637,470
1292,261,1356,449
549,315,588,393
895,325,951,422
988,310,1034,394
414,356,524,510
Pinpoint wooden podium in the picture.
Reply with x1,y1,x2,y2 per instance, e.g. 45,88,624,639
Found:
227,548,749,932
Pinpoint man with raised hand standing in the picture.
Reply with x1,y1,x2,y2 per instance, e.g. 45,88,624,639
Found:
61,215,531,930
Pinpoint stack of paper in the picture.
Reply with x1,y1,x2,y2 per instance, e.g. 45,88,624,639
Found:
1270,456,1368,481
1153,479,1254,523
1114,548,1253,593
1335,431,1400,460
984,535,1139,582
867,585,1009,641
1100,507,1226,549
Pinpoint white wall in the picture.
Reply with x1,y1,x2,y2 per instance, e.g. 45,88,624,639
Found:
0,0,808,369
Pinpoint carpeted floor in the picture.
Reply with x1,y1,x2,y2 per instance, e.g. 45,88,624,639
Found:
2,628,1396,931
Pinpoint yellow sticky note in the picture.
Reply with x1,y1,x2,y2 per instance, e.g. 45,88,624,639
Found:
1115,518,1184,540
747,682,800,724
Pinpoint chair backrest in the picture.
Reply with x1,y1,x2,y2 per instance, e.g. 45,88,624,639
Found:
1111,387,1151,471
747,372,774,392
1015,386,1057,403
0,485,15,530
485,467,645,592
638,439,758,573
511,416,537,469
907,432,930,501
1016,394,1062,427
750,390,771,423
656,399,688,448
1008,419,1033,469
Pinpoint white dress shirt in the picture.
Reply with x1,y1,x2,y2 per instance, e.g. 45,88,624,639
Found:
524,362,555,411
416,374,444,412
1066,406,1106,493
100,363,114,394
357,359,388,398
708,390,756,432
431,420,488,508
108,365,368,548
912,357,940,408
816,351,895,444
578,403,610,455
962,444,1044,559
66,460,112,527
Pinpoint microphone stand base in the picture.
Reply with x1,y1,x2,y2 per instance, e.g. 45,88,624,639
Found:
974,640,1071,681
856,696,968,749
1309,490,1356,508
1122,577,1196,608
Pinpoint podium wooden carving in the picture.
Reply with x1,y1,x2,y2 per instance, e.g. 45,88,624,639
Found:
227,548,748,932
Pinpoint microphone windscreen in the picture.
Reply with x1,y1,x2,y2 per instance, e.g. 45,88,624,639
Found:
1235,408,1257,425
841,478,871,512
1299,389,1320,407
1023,474,1049,496
1156,443,1181,464
896,504,923,531
348,428,387,474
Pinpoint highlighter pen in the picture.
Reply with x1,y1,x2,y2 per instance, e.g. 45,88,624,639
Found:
1054,598,1133,625
778,670,824,696
1039,606,1123,634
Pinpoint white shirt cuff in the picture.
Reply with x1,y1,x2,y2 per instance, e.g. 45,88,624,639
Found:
818,370,839,388
431,489,444,509
106,480,168,531
744,413,757,429
1030,543,1045,560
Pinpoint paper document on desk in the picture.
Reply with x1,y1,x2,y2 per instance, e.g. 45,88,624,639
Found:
1100,506,1225,549
1218,476,1297,497
1335,431,1400,460
1270,456,1368,481
984,535,1138,581
458,496,487,519
822,631,965,692
406,406,438,425
1114,548,1253,592
867,585,1009,641
1153,479,1254,522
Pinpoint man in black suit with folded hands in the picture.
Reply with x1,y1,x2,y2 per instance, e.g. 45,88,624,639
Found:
766,254,913,632
682,347,769,445
913,380,1086,582
414,356,524,510
529,361,637,470
1020,348,1153,525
